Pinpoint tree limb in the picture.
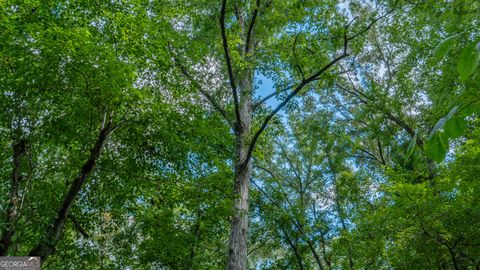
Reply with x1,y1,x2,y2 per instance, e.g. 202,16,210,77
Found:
252,84,294,111
252,178,325,270
347,1,399,42
244,52,348,168
220,0,241,129
30,119,116,260
377,139,386,165
176,61,234,129
245,0,260,54
67,214,89,238
244,0,397,167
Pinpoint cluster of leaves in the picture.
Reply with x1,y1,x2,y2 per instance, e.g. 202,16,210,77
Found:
424,38,480,162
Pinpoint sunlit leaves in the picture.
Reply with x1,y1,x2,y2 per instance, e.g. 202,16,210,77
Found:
457,43,479,81
444,117,467,139
425,133,448,163
433,35,458,60
425,105,468,162
404,132,416,163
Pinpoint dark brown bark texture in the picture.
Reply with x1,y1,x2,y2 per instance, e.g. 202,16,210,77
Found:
0,139,27,256
228,70,253,270
29,122,114,260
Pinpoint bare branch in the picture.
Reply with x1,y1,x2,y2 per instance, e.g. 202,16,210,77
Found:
253,164,296,204
220,0,241,128
357,148,381,163
241,1,398,169
252,84,294,110
176,61,234,129
377,139,386,165
277,141,303,188
292,34,305,79
334,82,368,104
347,2,398,41
68,214,89,238
245,0,260,54
244,52,349,168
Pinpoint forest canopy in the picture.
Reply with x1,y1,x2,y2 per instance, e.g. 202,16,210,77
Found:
0,0,479,269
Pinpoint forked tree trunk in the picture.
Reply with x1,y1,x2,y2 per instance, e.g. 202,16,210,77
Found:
29,121,114,260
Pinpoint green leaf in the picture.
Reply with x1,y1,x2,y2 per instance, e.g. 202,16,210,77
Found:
427,117,447,140
405,132,417,162
444,117,467,139
457,44,479,81
458,102,480,117
434,35,457,60
425,133,448,163
446,105,459,119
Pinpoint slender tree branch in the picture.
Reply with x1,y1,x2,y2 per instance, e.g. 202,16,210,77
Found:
175,60,234,129
188,210,202,270
220,0,241,128
244,0,398,167
30,119,116,260
253,84,294,110
335,82,368,104
245,0,260,54
278,224,305,270
244,52,348,167
357,148,381,163
293,34,305,79
252,177,325,270
277,142,303,190
377,139,386,165
253,163,296,207
67,214,89,238
347,2,398,41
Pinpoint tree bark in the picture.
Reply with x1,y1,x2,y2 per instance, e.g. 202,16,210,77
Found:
227,70,253,270
29,121,114,260
0,139,27,256
227,157,251,270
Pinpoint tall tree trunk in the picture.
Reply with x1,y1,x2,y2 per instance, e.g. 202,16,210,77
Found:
0,139,27,255
227,71,253,270
228,156,251,270
29,121,114,260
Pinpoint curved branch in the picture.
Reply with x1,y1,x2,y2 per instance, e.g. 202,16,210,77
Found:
244,53,349,168
170,49,234,128
245,0,260,54
253,84,294,110
68,214,89,238
347,2,398,42
220,0,241,128
179,64,234,129
243,0,397,168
